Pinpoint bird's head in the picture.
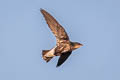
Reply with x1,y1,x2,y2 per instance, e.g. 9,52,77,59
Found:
71,42,83,50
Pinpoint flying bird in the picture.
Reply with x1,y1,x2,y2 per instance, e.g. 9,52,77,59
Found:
40,9,83,67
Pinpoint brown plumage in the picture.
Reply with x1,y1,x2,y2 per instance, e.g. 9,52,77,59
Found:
40,9,83,67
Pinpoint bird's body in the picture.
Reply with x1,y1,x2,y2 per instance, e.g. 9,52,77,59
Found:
40,9,83,67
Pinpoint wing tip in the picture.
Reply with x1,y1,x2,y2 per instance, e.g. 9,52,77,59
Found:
56,61,64,67
40,8,45,13
40,8,43,11
56,64,61,68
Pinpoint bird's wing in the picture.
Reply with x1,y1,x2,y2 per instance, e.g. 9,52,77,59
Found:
56,51,72,67
40,9,69,41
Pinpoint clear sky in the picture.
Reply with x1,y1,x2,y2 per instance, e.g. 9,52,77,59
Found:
0,0,120,80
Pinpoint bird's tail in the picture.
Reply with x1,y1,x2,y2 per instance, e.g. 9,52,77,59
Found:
42,50,53,62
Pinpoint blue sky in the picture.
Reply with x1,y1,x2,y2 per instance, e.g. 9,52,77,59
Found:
0,0,120,80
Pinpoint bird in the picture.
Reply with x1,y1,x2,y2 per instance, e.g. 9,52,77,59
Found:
40,9,83,67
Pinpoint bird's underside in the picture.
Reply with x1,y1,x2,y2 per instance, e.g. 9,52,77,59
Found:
40,8,82,67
